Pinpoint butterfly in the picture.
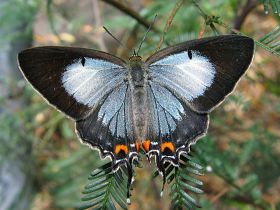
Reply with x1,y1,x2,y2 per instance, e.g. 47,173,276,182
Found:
18,35,254,199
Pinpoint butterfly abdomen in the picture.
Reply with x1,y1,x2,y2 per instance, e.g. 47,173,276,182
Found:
128,59,149,140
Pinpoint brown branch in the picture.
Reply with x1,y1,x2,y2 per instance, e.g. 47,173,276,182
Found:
233,0,258,30
101,0,159,32
156,0,185,51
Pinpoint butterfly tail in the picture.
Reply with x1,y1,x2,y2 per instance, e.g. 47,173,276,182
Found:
126,161,133,204
154,154,166,196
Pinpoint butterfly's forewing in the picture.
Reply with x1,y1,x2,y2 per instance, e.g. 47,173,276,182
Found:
145,35,254,165
18,47,126,120
18,47,136,165
147,35,255,113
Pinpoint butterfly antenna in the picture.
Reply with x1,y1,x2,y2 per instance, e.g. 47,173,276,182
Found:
136,14,157,55
103,26,126,49
133,49,137,56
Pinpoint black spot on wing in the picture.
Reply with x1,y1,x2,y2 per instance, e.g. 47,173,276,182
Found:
81,57,85,66
188,50,192,59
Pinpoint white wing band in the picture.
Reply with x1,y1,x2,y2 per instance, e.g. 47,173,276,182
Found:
62,57,124,106
150,51,216,101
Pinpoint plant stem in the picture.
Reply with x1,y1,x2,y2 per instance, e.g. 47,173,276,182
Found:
101,0,159,32
156,0,185,51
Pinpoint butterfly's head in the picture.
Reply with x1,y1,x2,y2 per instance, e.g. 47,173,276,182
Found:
128,49,142,62
129,54,142,62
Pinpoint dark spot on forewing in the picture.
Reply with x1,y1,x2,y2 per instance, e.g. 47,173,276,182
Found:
188,50,192,60
81,57,85,66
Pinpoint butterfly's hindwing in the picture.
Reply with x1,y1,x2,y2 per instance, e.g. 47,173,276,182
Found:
146,82,208,164
76,83,137,164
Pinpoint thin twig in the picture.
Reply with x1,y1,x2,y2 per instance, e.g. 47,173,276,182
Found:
191,0,207,19
215,19,280,57
92,0,107,51
101,0,159,32
191,0,219,35
155,0,185,51
210,187,229,203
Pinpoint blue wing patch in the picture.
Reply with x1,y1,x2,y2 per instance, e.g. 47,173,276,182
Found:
76,83,137,164
148,82,184,136
62,57,126,107
146,81,208,161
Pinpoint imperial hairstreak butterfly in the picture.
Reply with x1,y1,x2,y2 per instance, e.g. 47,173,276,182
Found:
18,34,254,199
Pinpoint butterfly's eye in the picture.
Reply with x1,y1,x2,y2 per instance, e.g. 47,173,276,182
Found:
188,50,192,60
81,57,86,66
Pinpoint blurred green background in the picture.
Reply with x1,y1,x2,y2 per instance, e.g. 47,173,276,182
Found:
0,0,279,210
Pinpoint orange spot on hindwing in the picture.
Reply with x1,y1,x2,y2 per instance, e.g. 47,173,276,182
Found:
161,142,175,153
136,142,141,152
115,144,128,155
142,139,151,152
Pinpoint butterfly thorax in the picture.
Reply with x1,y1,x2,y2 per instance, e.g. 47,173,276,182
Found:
127,56,149,141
